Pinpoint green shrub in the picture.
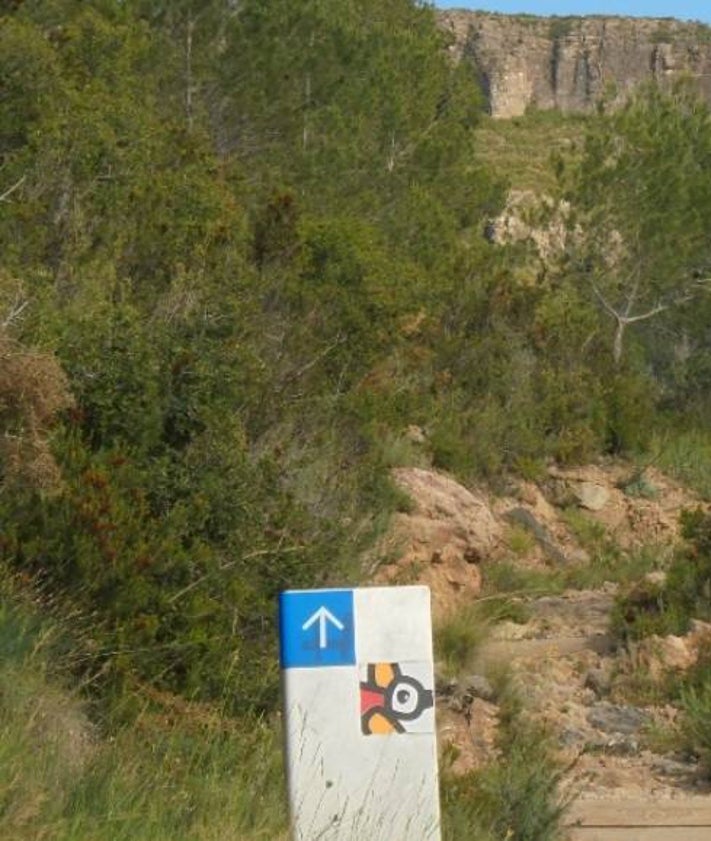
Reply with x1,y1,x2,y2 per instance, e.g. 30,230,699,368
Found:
681,680,711,776
442,688,568,841
0,589,288,841
612,509,711,641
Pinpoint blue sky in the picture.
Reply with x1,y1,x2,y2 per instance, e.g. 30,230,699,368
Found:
431,0,711,25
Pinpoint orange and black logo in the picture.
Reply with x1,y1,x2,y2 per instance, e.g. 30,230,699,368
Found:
360,662,433,735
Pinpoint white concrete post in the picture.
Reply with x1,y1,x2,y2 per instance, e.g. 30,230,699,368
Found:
279,585,441,841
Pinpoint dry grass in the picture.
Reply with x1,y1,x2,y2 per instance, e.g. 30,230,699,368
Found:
474,111,587,193
0,593,288,841
0,332,75,490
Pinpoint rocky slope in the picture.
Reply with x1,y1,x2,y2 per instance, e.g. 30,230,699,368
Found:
377,459,711,821
377,459,700,615
439,11,711,117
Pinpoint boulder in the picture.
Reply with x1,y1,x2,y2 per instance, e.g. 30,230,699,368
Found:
575,482,610,511
631,633,697,681
376,468,500,617
587,702,649,736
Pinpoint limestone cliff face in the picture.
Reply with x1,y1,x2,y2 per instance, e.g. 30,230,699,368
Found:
439,11,711,118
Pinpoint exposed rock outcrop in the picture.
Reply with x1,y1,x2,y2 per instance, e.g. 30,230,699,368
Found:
375,467,500,617
439,11,711,118
374,460,703,619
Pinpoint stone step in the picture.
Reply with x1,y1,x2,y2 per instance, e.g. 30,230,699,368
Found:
473,633,615,668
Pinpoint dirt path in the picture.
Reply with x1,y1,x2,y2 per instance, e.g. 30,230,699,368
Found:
436,588,711,838
472,633,615,668
474,589,711,836
387,461,711,834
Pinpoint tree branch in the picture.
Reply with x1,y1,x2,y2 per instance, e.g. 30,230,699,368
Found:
590,280,620,321
622,302,669,325
0,175,26,204
623,274,640,318
1,298,29,329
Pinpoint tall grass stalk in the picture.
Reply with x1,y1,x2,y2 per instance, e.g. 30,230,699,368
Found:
0,593,287,841
442,679,569,841
681,679,711,777
652,428,711,500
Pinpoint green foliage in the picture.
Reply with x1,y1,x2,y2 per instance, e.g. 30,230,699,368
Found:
3,2,711,813
681,679,711,776
0,0,503,714
442,689,568,841
605,370,657,453
652,427,711,500
563,82,711,371
13,2,711,835
1,424,353,710
216,0,497,225
0,590,288,841
613,509,711,641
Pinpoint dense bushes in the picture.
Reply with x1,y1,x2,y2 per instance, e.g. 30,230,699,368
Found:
4,2,711,838
442,688,568,841
613,508,711,641
0,0,501,710
3,0,711,722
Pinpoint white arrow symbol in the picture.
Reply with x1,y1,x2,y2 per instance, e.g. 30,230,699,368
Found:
302,607,345,649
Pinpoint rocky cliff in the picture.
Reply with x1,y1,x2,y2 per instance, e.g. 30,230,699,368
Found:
439,11,711,117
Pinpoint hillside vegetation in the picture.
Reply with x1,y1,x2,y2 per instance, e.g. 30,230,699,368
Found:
3,1,711,838
474,110,587,192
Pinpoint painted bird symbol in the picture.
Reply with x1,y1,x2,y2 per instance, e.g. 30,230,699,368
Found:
360,662,433,735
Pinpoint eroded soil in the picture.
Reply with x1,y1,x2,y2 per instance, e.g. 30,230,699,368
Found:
381,459,711,821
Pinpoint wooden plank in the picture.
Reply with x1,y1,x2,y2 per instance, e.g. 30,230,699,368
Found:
567,799,711,827
569,829,711,841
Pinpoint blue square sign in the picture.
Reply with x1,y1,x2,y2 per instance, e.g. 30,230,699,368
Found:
279,589,355,669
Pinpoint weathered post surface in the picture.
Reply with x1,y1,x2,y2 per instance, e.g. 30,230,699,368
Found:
279,585,441,841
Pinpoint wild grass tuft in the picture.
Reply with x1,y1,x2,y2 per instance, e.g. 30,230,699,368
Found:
0,590,288,841
434,598,531,677
482,560,565,596
435,603,493,677
681,679,711,776
441,679,569,841
505,523,538,557
651,428,711,500
566,541,669,591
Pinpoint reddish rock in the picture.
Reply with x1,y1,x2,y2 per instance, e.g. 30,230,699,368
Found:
375,468,499,618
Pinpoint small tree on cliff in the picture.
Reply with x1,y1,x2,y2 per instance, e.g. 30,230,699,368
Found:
564,82,711,366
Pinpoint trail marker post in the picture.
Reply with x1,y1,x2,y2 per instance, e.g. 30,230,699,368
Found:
279,585,441,841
